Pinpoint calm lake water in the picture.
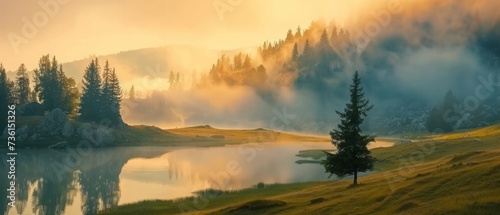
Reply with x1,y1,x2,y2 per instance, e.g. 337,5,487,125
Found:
0,141,393,215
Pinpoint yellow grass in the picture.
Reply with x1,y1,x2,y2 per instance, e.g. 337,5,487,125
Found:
101,125,500,215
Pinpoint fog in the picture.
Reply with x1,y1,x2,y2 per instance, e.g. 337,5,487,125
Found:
2,0,499,133
0,0,379,70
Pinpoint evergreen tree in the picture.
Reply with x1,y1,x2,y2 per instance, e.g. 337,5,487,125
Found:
101,60,113,118
285,29,294,43
426,90,459,133
168,70,175,89
294,26,302,39
321,71,375,186
242,55,252,68
233,53,243,70
58,65,79,113
318,28,331,50
0,64,14,129
50,56,64,109
330,25,339,44
292,42,299,62
34,55,58,110
79,59,103,122
33,55,77,112
15,63,30,105
129,85,135,100
298,39,312,67
176,72,180,84
108,68,123,125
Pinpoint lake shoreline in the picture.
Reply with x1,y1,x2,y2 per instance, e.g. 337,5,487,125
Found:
99,133,500,215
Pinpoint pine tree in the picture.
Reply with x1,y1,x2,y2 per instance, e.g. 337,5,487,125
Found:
318,28,331,50
292,42,299,62
285,29,294,43
50,56,64,109
233,53,243,70
426,90,459,132
242,55,252,68
15,63,30,105
0,64,14,129
58,65,79,113
330,25,338,44
33,55,76,112
108,68,123,125
129,85,135,100
34,55,56,110
79,59,103,122
294,26,302,39
101,60,113,118
298,39,312,68
321,71,375,186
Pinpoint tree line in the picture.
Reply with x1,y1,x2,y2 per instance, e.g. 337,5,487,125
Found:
0,55,124,129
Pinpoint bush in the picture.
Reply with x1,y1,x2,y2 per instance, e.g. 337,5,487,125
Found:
256,182,265,189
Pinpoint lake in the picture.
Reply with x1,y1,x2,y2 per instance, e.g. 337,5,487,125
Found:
0,141,393,215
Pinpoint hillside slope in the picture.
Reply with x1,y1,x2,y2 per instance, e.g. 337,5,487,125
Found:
100,125,500,215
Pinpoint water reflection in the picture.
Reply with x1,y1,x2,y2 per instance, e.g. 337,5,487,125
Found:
119,143,332,201
0,142,337,215
0,147,171,215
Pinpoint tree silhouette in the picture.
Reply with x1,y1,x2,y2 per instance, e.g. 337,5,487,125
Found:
79,58,103,122
15,63,30,105
292,42,299,62
129,85,135,100
0,64,14,129
58,65,79,114
34,55,78,113
108,68,123,125
426,90,460,133
321,71,375,185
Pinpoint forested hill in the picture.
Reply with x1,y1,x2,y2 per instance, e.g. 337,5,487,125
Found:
121,0,500,134
4,0,499,135
59,45,253,88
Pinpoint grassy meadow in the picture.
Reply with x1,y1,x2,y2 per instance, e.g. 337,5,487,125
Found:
100,125,500,215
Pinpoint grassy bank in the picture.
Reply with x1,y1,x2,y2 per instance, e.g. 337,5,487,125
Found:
7,116,329,148
100,127,500,215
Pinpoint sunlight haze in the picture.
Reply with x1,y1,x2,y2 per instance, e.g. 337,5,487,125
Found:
0,0,374,70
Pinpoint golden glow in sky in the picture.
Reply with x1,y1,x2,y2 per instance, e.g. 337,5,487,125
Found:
0,0,378,70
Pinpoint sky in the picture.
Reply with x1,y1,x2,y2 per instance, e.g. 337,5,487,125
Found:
0,0,377,71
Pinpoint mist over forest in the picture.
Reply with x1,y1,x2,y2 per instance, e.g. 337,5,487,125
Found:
8,0,498,135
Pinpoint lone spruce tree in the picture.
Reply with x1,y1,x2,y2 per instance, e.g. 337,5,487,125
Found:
321,71,375,186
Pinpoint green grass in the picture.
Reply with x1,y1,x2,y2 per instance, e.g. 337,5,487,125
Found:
99,126,500,215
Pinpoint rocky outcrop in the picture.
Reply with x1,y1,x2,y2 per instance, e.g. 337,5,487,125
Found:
61,121,74,138
16,125,29,141
38,108,74,138
1,125,29,141
77,123,115,146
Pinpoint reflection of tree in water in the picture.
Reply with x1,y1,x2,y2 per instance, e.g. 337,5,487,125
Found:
31,172,78,215
0,147,169,215
79,155,124,215
15,174,32,214
0,155,8,215
11,151,78,215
